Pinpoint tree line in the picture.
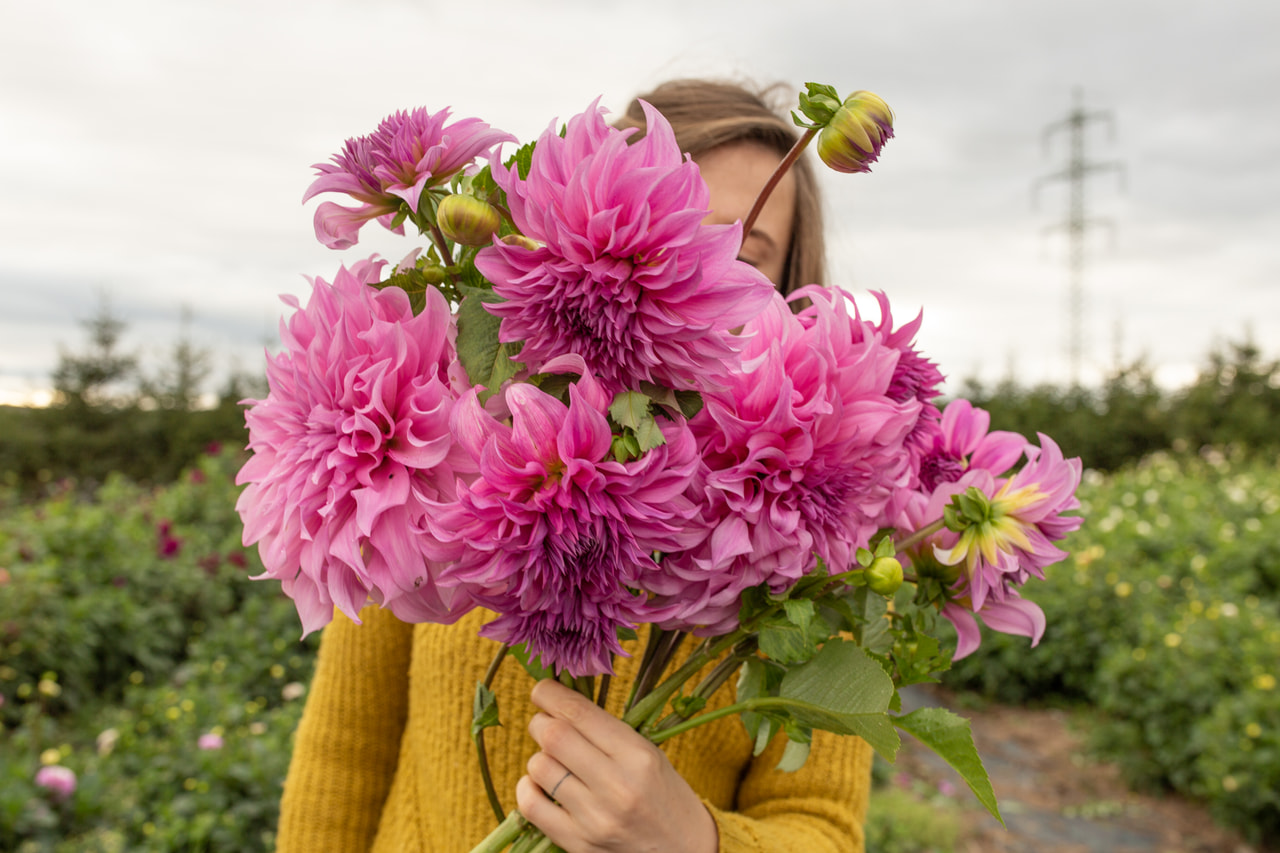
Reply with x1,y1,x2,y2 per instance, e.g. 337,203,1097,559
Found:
2,301,1278,494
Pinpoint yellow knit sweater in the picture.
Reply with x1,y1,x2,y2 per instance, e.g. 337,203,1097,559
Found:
276,605,872,852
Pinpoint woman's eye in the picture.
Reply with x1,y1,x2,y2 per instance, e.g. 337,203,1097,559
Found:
736,256,759,268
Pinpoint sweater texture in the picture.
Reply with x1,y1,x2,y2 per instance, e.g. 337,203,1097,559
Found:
276,605,872,852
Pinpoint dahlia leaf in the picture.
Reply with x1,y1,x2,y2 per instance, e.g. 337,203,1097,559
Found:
776,737,812,772
894,707,1003,825
470,682,501,740
456,290,523,396
510,643,555,682
736,657,785,747
633,415,666,453
778,639,898,760
609,391,650,430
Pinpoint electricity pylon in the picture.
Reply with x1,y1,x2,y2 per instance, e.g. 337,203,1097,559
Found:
1034,89,1125,386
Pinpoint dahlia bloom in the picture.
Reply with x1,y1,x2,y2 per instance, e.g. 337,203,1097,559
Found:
932,433,1083,609
475,100,776,392
35,765,76,802
895,427,1081,658
197,732,224,751
236,257,476,635
303,108,514,249
915,398,1026,493
654,288,920,633
859,291,945,485
424,360,705,676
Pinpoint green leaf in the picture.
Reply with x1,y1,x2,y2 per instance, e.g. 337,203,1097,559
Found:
894,707,1003,825
470,682,501,740
777,640,899,760
456,292,523,397
776,737,811,772
609,391,650,430
783,599,815,634
674,389,703,419
509,643,554,682
633,417,666,452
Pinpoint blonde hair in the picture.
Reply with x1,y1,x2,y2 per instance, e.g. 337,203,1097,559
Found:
615,79,826,294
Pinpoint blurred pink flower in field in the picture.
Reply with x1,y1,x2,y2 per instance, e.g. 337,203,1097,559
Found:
304,108,514,249
425,361,704,676
237,257,476,636
654,288,919,633
35,765,76,801
156,520,182,559
197,732,224,751
477,100,775,392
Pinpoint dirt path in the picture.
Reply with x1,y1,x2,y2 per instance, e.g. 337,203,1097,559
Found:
897,687,1270,853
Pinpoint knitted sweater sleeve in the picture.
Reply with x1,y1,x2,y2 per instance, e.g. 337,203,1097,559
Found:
275,605,414,852
707,727,874,853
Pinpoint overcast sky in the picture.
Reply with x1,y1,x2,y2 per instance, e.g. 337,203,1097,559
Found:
2,0,1277,406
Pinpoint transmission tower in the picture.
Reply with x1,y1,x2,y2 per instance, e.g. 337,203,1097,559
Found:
1034,89,1124,385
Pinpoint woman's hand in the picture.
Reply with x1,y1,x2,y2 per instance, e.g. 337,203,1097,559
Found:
516,679,719,853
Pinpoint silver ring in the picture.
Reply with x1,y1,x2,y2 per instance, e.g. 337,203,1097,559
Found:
549,769,573,800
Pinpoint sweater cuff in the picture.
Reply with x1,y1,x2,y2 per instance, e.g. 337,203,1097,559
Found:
704,799,759,853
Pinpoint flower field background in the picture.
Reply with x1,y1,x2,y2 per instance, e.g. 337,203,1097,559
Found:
2,443,1277,850
3,329,1280,852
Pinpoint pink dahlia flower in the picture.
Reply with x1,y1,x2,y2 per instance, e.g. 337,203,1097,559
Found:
895,429,1082,658
861,291,945,480
916,398,1026,493
475,100,776,392
424,361,705,676
197,732,224,751
655,288,920,633
35,765,76,802
303,108,514,249
237,257,476,636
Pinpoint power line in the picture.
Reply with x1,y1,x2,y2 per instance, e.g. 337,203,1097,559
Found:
1034,88,1125,386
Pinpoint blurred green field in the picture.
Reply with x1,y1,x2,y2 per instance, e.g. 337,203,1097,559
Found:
1,445,1277,850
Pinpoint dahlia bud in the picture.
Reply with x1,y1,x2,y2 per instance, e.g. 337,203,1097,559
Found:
436,194,502,246
816,91,894,174
865,556,904,596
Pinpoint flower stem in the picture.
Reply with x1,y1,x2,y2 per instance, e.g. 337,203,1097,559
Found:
469,810,530,853
475,644,510,824
893,518,947,553
429,223,456,268
741,127,817,239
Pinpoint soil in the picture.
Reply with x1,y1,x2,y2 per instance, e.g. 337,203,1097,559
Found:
896,686,1274,853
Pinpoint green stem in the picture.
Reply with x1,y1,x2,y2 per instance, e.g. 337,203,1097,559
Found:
651,641,756,734
893,517,947,553
429,223,456,268
622,630,747,732
595,672,612,710
624,627,684,715
468,810,530,853
475,644,510,824
741,127,818,239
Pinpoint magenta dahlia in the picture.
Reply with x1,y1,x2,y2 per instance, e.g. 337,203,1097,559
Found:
423,363,704,676
303,108,514,249
653,288,920,634
475,100,776,392
236,257,475,635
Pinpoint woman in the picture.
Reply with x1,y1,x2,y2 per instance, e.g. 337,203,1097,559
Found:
274,79,873,853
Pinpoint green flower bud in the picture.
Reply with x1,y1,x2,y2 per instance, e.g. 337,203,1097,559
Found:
419,264,448,284
437,194,502,246
816,90,894,174
865,556,904,596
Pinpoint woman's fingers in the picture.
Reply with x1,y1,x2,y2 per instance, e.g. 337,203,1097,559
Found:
530,679,635,756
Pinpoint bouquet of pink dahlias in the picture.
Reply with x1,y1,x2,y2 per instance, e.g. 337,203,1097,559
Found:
235,81,1085,851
